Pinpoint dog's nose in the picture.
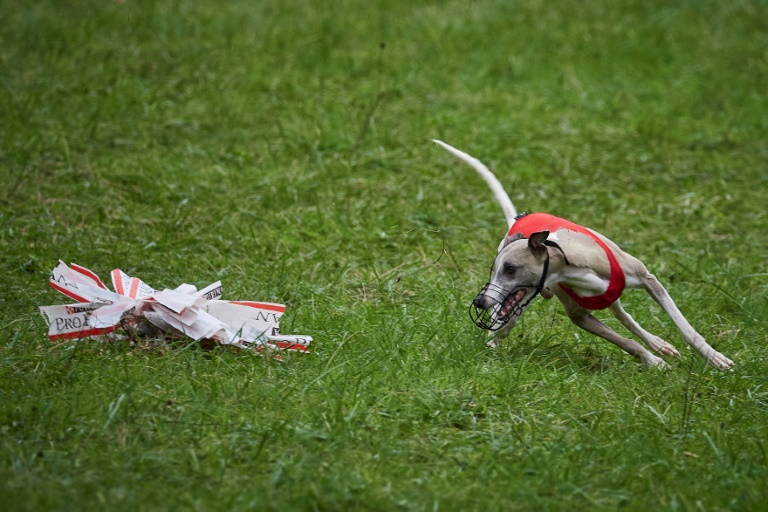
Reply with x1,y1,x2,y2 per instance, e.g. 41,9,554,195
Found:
473,295,490,310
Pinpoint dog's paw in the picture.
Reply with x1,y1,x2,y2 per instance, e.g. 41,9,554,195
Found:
648,336,681,358
708,352,735,371
642,354,670,370
486,339,498,349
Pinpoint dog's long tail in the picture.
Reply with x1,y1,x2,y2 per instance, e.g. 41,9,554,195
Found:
432,140,517,229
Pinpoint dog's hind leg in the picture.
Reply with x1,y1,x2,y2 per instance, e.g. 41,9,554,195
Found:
556,292,667,369
608,300,681,357
641,273,734,370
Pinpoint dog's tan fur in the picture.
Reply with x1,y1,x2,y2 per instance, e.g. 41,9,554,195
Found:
435,140,734,370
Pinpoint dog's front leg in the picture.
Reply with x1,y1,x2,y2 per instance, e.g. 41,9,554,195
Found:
556,291,667,369
486,318,518,348
642,274,734,370
608,300,681,357
571,311,667,369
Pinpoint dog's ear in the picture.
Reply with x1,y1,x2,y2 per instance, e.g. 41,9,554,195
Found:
528,230,550,256
502,232,526,249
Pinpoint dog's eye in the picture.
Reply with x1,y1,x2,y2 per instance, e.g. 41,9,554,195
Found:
504,264,516,276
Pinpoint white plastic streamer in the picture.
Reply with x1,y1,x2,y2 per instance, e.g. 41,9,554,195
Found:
40,261,311,354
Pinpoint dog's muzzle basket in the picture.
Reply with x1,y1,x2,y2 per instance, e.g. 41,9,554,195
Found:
469,282,530,331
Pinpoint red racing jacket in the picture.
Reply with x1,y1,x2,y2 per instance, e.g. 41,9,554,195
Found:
509,213,625,310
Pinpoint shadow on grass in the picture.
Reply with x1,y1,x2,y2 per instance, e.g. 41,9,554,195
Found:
480,332,637,375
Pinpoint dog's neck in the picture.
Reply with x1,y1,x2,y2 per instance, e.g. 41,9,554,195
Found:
541,239,611,296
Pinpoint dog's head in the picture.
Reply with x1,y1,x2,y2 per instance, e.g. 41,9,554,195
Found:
470,230,551,331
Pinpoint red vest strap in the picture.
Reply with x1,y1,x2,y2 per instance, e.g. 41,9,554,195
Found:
508,213,625,310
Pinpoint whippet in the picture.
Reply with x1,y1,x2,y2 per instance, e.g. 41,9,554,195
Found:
434,140,734,370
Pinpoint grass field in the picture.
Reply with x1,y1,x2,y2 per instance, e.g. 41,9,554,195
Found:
2,0,767,510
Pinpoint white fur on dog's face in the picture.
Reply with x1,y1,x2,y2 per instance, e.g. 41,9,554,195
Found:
474,235,550,328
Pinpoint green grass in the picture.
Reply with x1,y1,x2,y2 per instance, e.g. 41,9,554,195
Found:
2,0,767,510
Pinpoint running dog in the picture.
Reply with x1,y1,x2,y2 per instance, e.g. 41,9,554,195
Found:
434,140,734,370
